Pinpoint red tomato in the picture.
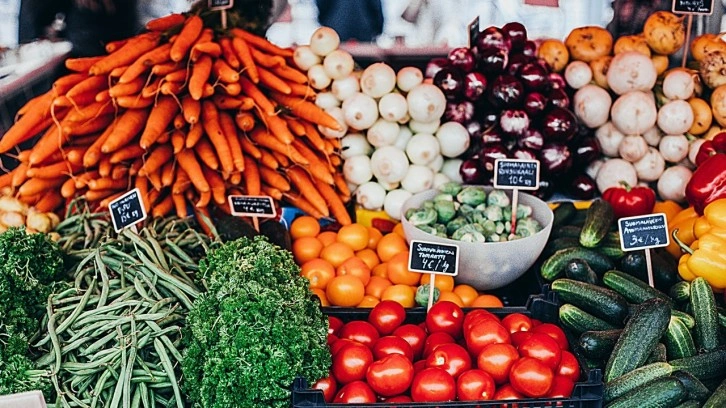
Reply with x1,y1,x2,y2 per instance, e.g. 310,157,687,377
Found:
384,395,413,403
464,318,511,357
413,359,427,374
556,350,580,383
426,300,465,338
333,380,376,403
423,331,456,359
463,309,499,334
517,332,562,370
501,313,533,333
509,357,554,398
338,320,380,349
493,383,524,406
410,367,457,402
531,323,569,350
312,374,337,403
548,375,576,399
456,369,496,401
328,316,344,336
332,341,374,384
368,300,406,335
330,338,359,356
510,330,534,348
327,333,338,347
393,324,428,360
425,342,472,378
372,335,414,361
366,354,414,397
476,342,519,385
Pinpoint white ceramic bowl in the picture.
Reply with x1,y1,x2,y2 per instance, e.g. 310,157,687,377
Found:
400,187,553,290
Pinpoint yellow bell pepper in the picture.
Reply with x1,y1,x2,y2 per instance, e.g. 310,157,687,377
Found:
704,198,726,228
667,206,699,258
673,226,726,291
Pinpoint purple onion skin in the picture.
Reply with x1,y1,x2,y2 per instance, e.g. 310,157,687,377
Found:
477,47,509,76
511,147,538,161
547,87,570,109
465,119,483,138
539,143,573,175
476,109,499,129
532,178,556,200
541,107,578,143
448,47,477,73
517,127,545,150
518,62,549,91
499,109,530,137
444,100,475,123
488,75,524,109
460,158,487,184
523,92,548,118
475,26,512,54
434,67,465,100
547,72,567,90
502,22,527,52
522,40,538,57
463,71,487,102
506,54,536,76
567,174,597,200
572,136,602,166
477,144,510,173
425,57,450,78
480,126,505,145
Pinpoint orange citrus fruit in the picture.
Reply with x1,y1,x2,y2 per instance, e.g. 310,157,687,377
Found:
311,288,330,306
355,248,380,270
365,276,393,298
372,262,389,279
420,274,455,293
357,295,380,308
317,231,338,246
367,226,383,249
453,284,480,307
320,242,355,268
337,223,370,251
300,258,336,290
392,223,406,238
292,236,324,264
336,256,371,286
381,284,415,308
326,275,365,307
387,251,421,286
470,294,504,308
290,216,320,239
376,232,409,262
437,291,465,307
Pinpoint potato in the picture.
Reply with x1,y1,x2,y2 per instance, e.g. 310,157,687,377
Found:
565,26,613,62
614,34,651,57
710,84,726,127
0,211,25,228
699,50,726,89
589,55,612,90
537,39,569,72
691,34,726,62
643,11,685,55
26,210,51,233
651,54,669,76
0,196,27,215
688,97,713,135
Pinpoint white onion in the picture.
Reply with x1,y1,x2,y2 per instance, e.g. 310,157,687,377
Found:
659,134,690,163
307,64,332,90
356,181,386,210
318,107,348,138
394,126,413,150
314,92,340,110
662,68,695,100
633,147,666,181
377,180,400,191
595,158,638,192
618,135,648,162
427,154,445,172
586,159,605,180
565,61,593,89
360,62,397,98
657,100,694,135
309,26,340,57
432,172,451,189
643,126,662,147
343,154,373,185
407,83,446,123
384,189,413,220
405,133,440,165
435,121,470,158
342,92,379,130
340,133,372,159
595,122,625,157
400,165,434,194
331,74,360,102
657,165,692,203
292,45,320,71
378,93,408,122
441,159,463,183
370,146,410,183
610,91,658,135
323,49,355,80
408,119,441,134
366,118,400,147
607,51,658,95
396,66,424,92
573,84,611,128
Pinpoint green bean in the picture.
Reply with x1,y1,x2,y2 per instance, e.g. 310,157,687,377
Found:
76,300,151,322
51,372,71,408
163,239,195,265
136,254,198,297
133,276,156,303
146,381,173,389
130,385,142,408
47,299,62,376
79,330,118,357
153,338,184,408
145,321,182,363
108,327,127,408
146,234,170,272
89,360,120,408
123,229,164,267
56,277,97,335
138,382,150,408
62,380,90,408
52,287,82,304
135,269,165,301
95,250,110,308
123,317,138,408
148,389,155,408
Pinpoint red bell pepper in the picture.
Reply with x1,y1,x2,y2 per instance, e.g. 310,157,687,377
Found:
601,181,656,219
686,152,726,215
695,132,726,166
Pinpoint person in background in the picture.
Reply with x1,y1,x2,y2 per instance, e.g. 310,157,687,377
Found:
606,0,671,37
315,0,384,42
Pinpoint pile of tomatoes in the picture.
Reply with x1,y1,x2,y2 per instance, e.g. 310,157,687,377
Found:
313,300,581,403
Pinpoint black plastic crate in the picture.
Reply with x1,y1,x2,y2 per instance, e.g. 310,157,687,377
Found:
293,295,603,408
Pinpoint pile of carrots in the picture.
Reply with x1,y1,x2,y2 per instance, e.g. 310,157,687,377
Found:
0,11,352,225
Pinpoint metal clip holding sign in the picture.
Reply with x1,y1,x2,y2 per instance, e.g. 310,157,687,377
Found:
228,194,277,232
108,188,147,233
493,158,540,237
618,213,670,287
408,240,460,311
672,0,715,66
209,0,234,29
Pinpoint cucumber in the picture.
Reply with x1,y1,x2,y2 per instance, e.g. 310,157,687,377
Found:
579,199,614,248
647,343,668,364
553,224,582,239
541,247,616,281
605,298,671,382
672,370,711,402
607,376,687,408
665,316,697,360
703,378,726,408
552,201,577,228
690,277,720,351
578,329,622,359
619,250,680,292
551,278,629,325
559,303,617,334
669,347,726,381
670,281,691,304
603,361,673,403
543,237,580,258
596,243,625,260
671,309,696,330
674,400,706,408
564,258,599,285
720,309,726,329
602,269,673,305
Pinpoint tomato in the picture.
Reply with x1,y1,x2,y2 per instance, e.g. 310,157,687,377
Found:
456,369,496,401
517,332,562,370
328,316,344,336
425,342,472,378
331,341,374,384
464,318,511,357
476,343,519,385
410,367,457,402
531,323,569,350
426,300,465,338
463,309,499,334
312,373,337,403
384,395,413,403
423,332,456,359
510,330,534,348
413,359,427,374
372,336,414,361
556,350,580,383
393,323,427,360
326,275,365,307
501,313,533,333
333,380,376,403
330,338,359,356
327,333,338,347
509,357,554,398
493,383,524,404
366,354,414,397
368,300,406,335
338,320,380,349
548,374,576,399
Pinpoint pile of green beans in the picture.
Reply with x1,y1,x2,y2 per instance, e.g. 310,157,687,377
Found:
36,214,213,408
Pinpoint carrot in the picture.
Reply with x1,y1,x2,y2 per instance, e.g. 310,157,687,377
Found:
147,166,163,191
229,171,242,185
11,162,29,188
109,144,144,163
231,28,294,58
191,28,214,51
118,42,172,84
288,82,315,97
202,83,215,98
242,155,261,195
170,15,203,62
147,189,161,208
60,177,76,198
257,66,292,94
297,120,326,152
176,149,210,192
211,94,244,110
260,112,295,144
329,153,341,167
235,111,256,132
185,123,204,148
138,144,173,177
152,62,182,76
63,113,114,136
201,165,227,205
189,55,213,100
172,193,188,218
249,127,307,164
192,42,222,60
270,63,308,84
95,90,111,103
173,167,190,194
65,56,104,73
181,95,201,124
115,95,154,109
81,117,119,167
105,39,127,54
292,139,334,184
145,13,185,31
34,191,64,213
261,185,283,200
274,93,342,131
52,92,97,109
135,175,151,213
239,77,275,115
286,166,329,217
334,173,351,201
259,166,291,192
213,59,240,83
201,101,234,174
65,146,89,166
0,93,53,153
139,96,180,149
239,96,256,110
26,161,82,178
85,188,121,203
314,177,351,225
173,112,185,130
195,137,220,170
160,161,175,187
98,191,125,209
88,177,128,191
16,150,31,163
90,32,161,76
231,36,258,83
65,100,114,122
171,129,185,154
192,206,215,236
111,165,129,181
249,46,285,68
102,108,150,153
160,81,185,96
18,177,66,197
52,73,88,95
109,65,129,78
272,150,290,167
259,149,279,169
283,116,305,136
151,193,174,218
145,77,168,95
219,111,245,172
74,170,99,189
28,124,71,166
98,156,112,177
219,37,240,69
282,192,325,219
240,134,262,158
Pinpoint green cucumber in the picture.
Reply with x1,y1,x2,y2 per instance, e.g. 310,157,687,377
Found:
543,237,580,258
603,361,673,403
602,269,673,305
579,199,614,248
578,329,622,359
553,224,582,239
605,298,671,382
671,310,696,330
552,201,577,228
564,258,599,285
595,243,625,260
647,343,668,364
665,316,697,360
670,281,691,304
672,370,711,402
720,309,726,329
674,400,706,408
619,250,680,292
690,277,719,351
703,378,726,408
669,347,726,381
541,247,616,281
607,376,687,408
559,303,617,334
551,278,629,325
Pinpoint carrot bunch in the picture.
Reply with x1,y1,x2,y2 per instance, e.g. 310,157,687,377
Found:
0,11,352,225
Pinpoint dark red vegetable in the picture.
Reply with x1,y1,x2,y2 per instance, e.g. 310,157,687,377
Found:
602,181,656,219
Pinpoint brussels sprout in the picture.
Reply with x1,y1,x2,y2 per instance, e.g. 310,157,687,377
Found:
434,224,448,237
434,193,454,202
516,218,542,237
408,207,437,226
458,204,475,216
483,205,504,222
439,182,463,196
405,207,418,220
456,186,487,206
503,204,534,220
475,203,488,212
487,189,510,207
487,234,501,242
452,224,486,241
416,224,438,235
480,219,497,235
508,233,523,241
416,284,440,307
446,216,469,236
423,200,435,210
495,222,505,235
435,200,457,224
465,210,483,224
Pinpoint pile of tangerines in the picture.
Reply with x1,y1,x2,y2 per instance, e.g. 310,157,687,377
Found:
289,216,504,309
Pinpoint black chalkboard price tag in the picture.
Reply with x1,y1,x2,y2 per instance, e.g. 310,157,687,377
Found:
493,159,540,190
109,188,147,232
468,16,480,48
209,0,233,10
618,213,670,251
228,195,277,218
408,240,459,276
672,0,714,15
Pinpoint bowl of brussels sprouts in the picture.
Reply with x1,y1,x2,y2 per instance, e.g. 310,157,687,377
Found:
400,183,553,290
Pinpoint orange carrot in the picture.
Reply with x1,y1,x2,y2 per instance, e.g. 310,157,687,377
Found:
211,94,244,110
81,117,119,167
105,39,127,54
259,149,279,169
257,66,292,94
135,175,151,213
26,161,82,178
147,166,163,191
334,173,351,202
95,90,111,103
218,82,240,96
231,28,294,58
185,123,204,148
219,111,245,172
270,91,342,130
65,146,89,166
229,171,242,185
90,32,161,76
65,56,104,73
219,37,240,69
173,112,185,130
286,166,329,217
128,158,143,177
272,150,289,167
34,191,64,213
201,101,234,174
240,134,262,158
98,191,125,209
202,83,215,98
61,177,76,198
172,193,188,218
242,155,261,195
18,177,66,197
147,189,161,207
160,161,175,187
98,156,112,177
213,59,240,83
152,62,182,76
11,162,29,188
88,177,128,191
249,127,307,164
189,55,213,100
170,15,203,62
173,167,190,194
292,139,334,184
231,36,258,83
152,193,174,217
260,112,295,144
74,170,99,189
0,172,12,190
261,185,283,200
201,165,226,205
85,188,120,203
138,144,173,177
235,111,256,132
288,82,315,97
142,77,166,97
28,124,71,166
63,113,114,136
139,96,179,149
239,96,256,110
118,42,172,84
259,166,291,192
160,81,185,96
239,76,275,115
270,63,308,84
65,100,114,122
177,149,210,193
145,13,185,31
109,65,129,78
102,108,150,153
195,137,220,170
248,46,285,68
299,120,326,152
115,95,154,109
314,177,351,225
171,129,185,154
181,95,201,124
282,192,325,219
193,206,215,236
111,165,129,180
52,73,88,95
0,93,53,153
110,144,145,163
109,79,146,98
192,42,222,60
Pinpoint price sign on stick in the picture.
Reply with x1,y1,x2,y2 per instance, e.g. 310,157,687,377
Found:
408,240,459,311
228,195,276,232
672,0,714,66
493,158,540,237
618,213,670,287
209,0,234,28
109,188,147,233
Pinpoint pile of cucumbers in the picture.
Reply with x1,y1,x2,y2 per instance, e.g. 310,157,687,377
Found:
540,200,726,408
